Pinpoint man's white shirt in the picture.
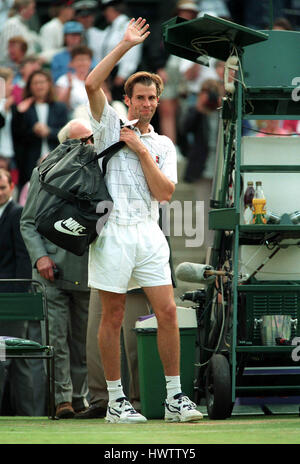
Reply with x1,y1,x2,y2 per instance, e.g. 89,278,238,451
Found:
90,98,177,225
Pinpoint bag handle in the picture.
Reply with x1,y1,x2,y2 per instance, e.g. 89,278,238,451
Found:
80,140,125,176
39,179,78,204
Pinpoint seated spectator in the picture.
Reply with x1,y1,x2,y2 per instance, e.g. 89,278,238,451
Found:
55,45,92,118
11,69,69,188
272,17,293,31
74,0,104,63
0,67,19,189
0,0,40,64
4,36,28,74
0,0,14,31
11,55,42,104
39,0,75,63
51,20,85,82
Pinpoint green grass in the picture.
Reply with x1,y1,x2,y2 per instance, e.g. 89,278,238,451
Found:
0,415,300,444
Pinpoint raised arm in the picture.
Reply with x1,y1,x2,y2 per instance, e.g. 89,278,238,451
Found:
85,17,150,122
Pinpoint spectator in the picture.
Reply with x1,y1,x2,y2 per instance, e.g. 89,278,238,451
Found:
98,0,143,101
39,0,75,63
0,0,40,64
227,0,286,30
158,1,199,149
74,0,105,62
196,0,231,18
11,55,42,104
183,78,224,182
0,67,18,186
0,167,34,416
55,45,92,118
20,119,93,419
3,36,28,73
51,20,85,82
0,155,10,171
188,78,224,259
11,69,68,188
0,0,14,30
273,17,293,30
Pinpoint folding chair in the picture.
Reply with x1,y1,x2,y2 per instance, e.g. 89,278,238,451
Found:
0,279,55,419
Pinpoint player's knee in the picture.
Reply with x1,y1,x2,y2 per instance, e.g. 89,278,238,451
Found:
102,304,125,331
157,301,177,327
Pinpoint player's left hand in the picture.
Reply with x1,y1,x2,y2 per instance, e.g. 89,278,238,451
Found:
120,126,144,154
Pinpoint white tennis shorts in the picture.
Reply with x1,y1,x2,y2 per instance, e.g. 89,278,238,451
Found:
88,218,172,293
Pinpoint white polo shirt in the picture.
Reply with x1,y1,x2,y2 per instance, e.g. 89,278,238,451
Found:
90,98,177,225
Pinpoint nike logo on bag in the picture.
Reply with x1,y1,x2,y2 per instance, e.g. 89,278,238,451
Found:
54,217,87,236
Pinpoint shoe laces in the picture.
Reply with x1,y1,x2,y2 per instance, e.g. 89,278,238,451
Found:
116,397,138,415
173,393,197,410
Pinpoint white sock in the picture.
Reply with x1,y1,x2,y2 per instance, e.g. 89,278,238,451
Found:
165,375,182,399
106,379,125,403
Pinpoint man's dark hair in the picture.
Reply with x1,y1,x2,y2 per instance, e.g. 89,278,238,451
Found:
124,71,164,99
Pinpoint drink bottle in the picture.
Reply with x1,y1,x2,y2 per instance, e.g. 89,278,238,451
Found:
243,181,255,224
252,181,267,224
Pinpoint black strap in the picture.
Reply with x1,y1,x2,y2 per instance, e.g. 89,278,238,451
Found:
81,119,126,175
81,140,125,176
39,141,126,202
39,180,78,204
39,121,125,193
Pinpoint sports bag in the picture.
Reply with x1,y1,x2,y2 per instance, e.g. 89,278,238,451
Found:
35,137,124,256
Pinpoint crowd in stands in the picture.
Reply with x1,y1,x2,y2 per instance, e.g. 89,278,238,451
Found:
0,0,299,416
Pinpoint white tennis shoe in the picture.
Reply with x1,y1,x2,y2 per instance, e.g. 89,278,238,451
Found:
164,393,203,422
105,397,147,424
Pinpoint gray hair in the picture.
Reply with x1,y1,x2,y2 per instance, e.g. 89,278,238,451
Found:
57,118,92,143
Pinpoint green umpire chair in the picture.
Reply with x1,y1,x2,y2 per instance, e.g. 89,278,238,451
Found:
0,279,55,419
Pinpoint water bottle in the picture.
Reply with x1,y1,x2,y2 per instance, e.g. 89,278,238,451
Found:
243,181,255,224
252,181,267,224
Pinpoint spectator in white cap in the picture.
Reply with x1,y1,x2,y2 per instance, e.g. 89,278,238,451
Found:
175,0,199,16
39,0,75,63
74,0,105,62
